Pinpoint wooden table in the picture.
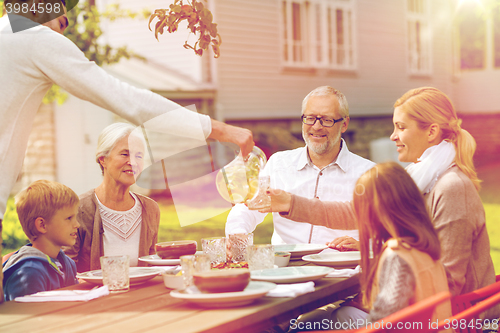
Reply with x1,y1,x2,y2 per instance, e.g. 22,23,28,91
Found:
0,261,359,333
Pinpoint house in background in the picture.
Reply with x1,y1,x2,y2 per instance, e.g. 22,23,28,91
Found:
14,0,500,197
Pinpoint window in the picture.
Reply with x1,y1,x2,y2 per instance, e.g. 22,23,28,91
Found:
493,5,500,68
458,3,486,69
406,0,432,75
281,0,356,70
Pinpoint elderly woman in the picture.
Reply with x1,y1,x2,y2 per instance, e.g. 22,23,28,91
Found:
63,123,159,272
263,87,497,303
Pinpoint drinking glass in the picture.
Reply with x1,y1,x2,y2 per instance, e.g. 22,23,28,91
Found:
246,175,271,210
100,255,130,293
180,253,211,287
201,237,227,266
228,232,254,263
247,244,275,271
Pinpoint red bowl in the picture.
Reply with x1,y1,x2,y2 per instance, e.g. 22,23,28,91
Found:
155,241,197,259
193,269,250,293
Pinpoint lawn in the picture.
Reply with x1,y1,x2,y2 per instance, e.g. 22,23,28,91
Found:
485,203,500,273
155,201,274,247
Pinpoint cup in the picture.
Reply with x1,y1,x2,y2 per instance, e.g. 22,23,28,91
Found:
201,237,227,267
228,232,254,263
246,175,271,210
180,253,211,288
247,244,275,271
100,255,130,293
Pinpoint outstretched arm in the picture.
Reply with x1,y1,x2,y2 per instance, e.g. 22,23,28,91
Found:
31,29,254,155
327,236,360,251
260,189,357,230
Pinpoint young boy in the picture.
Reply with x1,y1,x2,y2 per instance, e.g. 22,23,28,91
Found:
2,180,80,301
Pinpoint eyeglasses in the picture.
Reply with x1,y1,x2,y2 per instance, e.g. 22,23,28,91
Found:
301,115,344,127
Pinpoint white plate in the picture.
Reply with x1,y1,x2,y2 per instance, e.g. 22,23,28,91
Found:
273,244,327,259
302,251,361,268
170,281,276,307
250,266,333,283
77,267,163,285
138,255,181,266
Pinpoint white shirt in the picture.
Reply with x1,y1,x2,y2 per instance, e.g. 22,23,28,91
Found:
97,193,142,267
225,140,375,245
0,15,211,218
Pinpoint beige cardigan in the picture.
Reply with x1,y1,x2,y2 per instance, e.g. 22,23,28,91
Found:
285,167,497,300
63,189,160,272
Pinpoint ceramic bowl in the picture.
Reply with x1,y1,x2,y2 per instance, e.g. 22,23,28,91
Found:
274,251,291,267
193,269,250,293
155,240,197,259
162,271,185,289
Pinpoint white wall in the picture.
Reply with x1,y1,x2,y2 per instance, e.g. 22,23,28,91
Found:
454,70,500,113
97,0,203,84
54,97,114,195
213,0,456,120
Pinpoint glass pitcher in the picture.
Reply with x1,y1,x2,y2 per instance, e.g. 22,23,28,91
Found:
215,146,267,205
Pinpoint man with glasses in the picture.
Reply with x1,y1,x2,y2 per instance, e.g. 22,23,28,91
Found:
225,86,374,245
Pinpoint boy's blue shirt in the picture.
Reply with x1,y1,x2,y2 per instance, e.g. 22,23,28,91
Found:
2,244,78,301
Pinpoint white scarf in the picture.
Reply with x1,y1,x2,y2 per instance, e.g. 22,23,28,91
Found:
405,140,456,194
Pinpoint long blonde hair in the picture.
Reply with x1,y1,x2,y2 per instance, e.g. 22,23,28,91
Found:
353,162,441,309
394,87,481,191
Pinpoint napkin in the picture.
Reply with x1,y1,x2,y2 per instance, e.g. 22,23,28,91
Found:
325,265,360,278
266,281,315,298
150,265,178,273
15,285,110,302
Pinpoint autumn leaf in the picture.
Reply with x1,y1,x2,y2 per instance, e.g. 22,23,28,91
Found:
149,0,221,58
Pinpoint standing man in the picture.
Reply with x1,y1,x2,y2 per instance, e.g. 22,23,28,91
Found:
225,86,374,245
0,0,253,302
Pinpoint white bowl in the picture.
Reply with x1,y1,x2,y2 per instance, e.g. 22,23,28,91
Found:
274,251,291,267
162,271,185,289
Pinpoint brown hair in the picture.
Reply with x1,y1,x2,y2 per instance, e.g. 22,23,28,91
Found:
15,180,79,241
394,87,481,191
353,162,440,309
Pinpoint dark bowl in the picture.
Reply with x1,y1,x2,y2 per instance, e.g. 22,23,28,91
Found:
155,240,197,259
193,269,251,293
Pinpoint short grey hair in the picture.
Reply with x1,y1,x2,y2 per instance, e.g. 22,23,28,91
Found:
301,86,349,118
95,122,142,174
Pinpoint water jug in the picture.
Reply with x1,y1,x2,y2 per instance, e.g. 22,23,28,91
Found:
215,146,267,206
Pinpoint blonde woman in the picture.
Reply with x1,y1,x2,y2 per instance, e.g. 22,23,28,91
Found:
264,87,496,303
